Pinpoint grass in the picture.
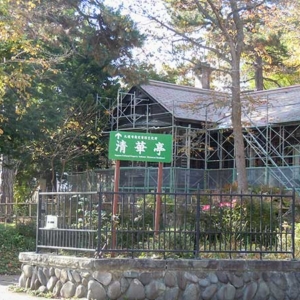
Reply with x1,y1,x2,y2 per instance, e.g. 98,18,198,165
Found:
0,222,36,275
8,285,54,298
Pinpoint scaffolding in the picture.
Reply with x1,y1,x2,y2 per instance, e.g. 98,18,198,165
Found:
94,88,300,193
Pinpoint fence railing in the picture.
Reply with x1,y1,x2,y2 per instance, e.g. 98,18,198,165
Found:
36,189,296,259
0,202,37,224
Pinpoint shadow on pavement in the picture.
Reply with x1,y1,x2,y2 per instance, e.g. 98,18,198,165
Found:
0,275,19,286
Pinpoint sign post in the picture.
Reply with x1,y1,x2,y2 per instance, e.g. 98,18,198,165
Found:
154,162,163,234
111,160,120,256
108,131,173,250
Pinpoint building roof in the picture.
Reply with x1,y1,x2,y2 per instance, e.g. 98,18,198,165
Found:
243,85,300,127
139,80,300,128
140,80,230,124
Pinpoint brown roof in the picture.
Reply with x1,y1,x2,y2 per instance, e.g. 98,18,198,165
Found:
139,80,300,128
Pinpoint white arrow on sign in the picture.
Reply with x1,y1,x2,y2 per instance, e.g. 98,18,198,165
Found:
115,133,122,139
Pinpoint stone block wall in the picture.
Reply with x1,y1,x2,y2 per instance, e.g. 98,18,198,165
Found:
19,252,300,300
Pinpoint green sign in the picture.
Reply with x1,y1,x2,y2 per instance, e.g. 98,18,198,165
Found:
109,131,172,163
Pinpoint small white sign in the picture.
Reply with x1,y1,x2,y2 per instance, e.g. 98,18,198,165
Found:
45,215,58,229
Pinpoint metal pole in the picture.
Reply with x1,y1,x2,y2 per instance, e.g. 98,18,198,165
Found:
292,188,296,259
194,185,201,259
97,186,103,257
112,160,120,256
36,190,42,253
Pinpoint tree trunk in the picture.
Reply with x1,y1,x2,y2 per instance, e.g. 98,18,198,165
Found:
231,59,248,193
255,55,264,91
0,155,15,221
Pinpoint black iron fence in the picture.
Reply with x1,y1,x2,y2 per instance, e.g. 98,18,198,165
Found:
36,189,296,259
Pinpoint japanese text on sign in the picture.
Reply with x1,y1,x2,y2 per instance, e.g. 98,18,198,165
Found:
109,131,172,163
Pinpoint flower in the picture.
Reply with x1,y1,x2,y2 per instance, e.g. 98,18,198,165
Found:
219,199,237,208
201,205,211,211
219,202,231,208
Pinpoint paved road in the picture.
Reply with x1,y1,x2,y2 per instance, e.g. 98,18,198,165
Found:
0,275,51,300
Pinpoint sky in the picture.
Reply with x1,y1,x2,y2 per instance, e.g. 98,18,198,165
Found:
103,0,174,71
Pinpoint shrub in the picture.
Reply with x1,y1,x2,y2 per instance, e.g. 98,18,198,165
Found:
0,224,35,274
16,220,36,239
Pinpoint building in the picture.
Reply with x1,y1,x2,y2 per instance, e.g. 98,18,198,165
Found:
96,80,300,192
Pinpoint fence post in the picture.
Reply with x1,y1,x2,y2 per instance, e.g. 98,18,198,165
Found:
97,186,103,257
292,188,296,259
112,160,120,256
36,190,42,253
194,185,201,259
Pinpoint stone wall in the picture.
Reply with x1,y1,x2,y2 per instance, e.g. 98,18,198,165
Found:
19,252,300,300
